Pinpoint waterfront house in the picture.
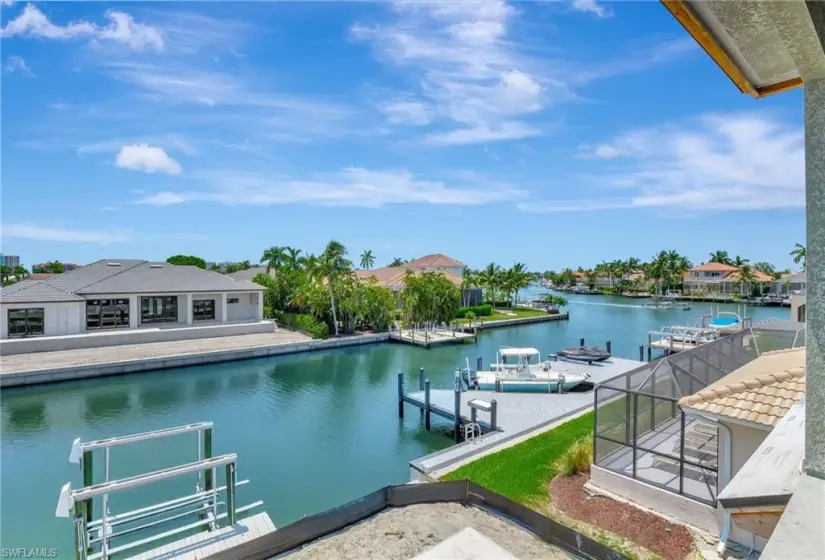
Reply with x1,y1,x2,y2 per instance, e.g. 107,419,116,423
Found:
355,253,483,306
770,272,806,295
683,263,773,295
0,259,269,351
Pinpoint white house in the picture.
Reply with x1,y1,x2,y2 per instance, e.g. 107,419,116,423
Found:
1,259,268,350
683,263,774,295
770,272,806,295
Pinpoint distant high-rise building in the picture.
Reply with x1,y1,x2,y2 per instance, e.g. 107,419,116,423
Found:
0,255,20,268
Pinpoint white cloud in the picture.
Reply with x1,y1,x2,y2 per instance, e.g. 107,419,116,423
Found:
2,224,131,245
571,0,611,19
4,55,33,76
352,0,548,144
116,144,182,175
136,167,526,208
522,113,804,213
1,0,16,6
379,100,432,126
426,122,542,145
1,5,163,51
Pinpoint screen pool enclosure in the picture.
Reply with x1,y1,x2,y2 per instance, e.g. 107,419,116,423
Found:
593,320,805,505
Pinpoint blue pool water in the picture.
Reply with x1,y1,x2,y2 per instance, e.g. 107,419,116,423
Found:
710,316,740,326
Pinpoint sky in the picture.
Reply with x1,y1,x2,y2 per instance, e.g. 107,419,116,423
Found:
0,0,806,271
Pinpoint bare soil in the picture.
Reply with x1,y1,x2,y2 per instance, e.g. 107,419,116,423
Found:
284,502,571,559
550,474,695,560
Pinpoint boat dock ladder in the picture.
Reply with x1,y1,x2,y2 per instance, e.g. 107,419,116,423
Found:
56,422,272,560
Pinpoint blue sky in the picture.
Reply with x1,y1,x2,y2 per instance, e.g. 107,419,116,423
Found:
1,1,805,271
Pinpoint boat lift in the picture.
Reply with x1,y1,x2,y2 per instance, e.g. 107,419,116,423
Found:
56,423,268,560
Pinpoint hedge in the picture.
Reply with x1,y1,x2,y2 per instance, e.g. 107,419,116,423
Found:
275,312,329,339
455,304,493,319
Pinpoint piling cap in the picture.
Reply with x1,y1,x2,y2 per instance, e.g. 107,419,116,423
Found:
55,482,73,517
69,437,82,464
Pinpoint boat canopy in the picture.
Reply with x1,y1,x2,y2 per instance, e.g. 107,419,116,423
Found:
499,347,540,357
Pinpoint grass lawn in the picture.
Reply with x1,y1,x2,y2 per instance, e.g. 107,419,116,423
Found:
455,307,551,325
441,411,593,505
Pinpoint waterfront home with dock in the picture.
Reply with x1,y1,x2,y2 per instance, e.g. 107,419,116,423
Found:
355,253,483,306
683,263,773,296
0,259,270,354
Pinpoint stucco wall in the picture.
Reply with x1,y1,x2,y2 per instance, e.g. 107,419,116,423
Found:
226,293,258,322
719,420,771,551
1,302,84,338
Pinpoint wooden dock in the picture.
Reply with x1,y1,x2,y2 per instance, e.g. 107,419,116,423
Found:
390,328,476,348
127,513,276,560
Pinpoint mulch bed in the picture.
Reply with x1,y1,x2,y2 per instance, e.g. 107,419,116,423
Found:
550,474,694,560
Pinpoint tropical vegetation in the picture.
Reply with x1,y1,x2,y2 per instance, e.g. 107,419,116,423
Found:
400,271,460,328
461,262,532,307
790,243,806,270
166,255,207,269
0,264,29,286
252,241,396,338
32,261,64,274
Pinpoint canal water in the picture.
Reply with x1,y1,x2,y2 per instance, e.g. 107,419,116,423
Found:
0,293,786,552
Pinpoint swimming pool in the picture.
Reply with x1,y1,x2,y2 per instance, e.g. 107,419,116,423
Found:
710,316,740,327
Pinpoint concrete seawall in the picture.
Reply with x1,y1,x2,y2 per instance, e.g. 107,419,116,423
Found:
1,333,390,389
463,312,570,331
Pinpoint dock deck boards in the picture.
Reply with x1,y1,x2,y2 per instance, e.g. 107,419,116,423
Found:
127,513,275,560
406,357,642,476
390,329,475,347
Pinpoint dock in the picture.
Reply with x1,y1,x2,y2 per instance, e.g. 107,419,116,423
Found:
390,328,477,348
128,512,275,560
398,356,643,480
455,312,569,332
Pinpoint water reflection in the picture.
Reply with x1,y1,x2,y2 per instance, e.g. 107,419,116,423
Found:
193,377,222,403
85,390,131,422
4,401,47,434
138,383,185,414
227,371,260,392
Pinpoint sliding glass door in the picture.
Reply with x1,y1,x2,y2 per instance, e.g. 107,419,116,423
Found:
140,296,179,324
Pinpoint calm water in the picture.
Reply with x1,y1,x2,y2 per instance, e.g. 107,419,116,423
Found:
0,292,786,552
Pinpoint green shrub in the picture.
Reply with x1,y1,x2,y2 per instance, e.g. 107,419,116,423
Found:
555,436,592,476
455,304,494,318
276,312,329,339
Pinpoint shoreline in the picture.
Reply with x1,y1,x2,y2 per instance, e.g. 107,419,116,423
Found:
457,311,569,331
0,332,390,389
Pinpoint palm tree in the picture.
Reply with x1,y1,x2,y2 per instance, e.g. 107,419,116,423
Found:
317,240,352,336
460,268,476,307
732,255,749,268
360,250,375,270
283,247,303,271
12,265,28,279
0,265,11,285
734,265,758,296
389,257,406,267
507,263,531,306
753,261,776,276
240,260,251,270
261,246,287,273
209,263,222,272
478,263,501,307
708,250,732,265
790,243,806,269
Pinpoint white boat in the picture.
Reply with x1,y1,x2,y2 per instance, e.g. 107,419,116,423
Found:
475,347,590,393
645,296,691,310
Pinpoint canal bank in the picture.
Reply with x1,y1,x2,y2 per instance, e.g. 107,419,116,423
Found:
0,296,788,555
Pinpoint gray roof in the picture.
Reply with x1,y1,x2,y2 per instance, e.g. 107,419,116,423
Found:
1,259,263,303
228,267,268,282
0,281,85,303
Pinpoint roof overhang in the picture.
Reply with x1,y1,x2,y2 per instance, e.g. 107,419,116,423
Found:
661,0,825,97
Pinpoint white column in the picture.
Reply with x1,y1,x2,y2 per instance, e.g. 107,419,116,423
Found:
221,292,228,323
805,78,825,478
130,296,139,328
256,292,264,321
186,294,193,325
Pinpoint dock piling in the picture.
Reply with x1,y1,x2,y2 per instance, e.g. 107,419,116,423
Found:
397,372,404,419
453,371,461,443
419,367,425,391
638,345,644,362
476,356,482,372
490,399,498,431
606,340,612,355
580,337,585,347
424,380,431,431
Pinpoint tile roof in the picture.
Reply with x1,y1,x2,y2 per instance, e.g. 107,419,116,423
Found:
406,254,465,268
0,281,85,303
691,263,740,273
1,259,263,303
725,269,774,282
355,266,462,289
227,267,268,282
679,348,806,428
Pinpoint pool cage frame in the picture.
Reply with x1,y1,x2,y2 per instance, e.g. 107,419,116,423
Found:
593,320,805,506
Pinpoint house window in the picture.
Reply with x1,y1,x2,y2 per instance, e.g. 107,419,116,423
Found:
227,298,240,304
141,296,178,324
798,304,806,323
86,299,129,330
693,272,700,277
193,299,216,321
8,308,45,337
